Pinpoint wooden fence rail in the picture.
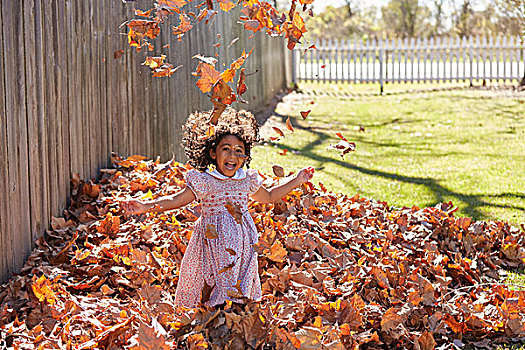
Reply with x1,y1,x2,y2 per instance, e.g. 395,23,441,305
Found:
0,0,290,282
293,36,524,91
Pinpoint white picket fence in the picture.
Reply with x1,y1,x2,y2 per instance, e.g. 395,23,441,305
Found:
293,36,525,91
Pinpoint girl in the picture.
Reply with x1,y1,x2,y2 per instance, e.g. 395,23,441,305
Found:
121,108,314,308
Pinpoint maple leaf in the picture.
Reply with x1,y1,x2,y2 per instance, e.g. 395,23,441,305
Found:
31,275,57,305
217,0,236,12
172,13,193,39
131,322,170,350
193,62,220,93
143,55,166,69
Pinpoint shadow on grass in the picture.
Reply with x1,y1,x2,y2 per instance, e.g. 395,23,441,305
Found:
268,112,525,221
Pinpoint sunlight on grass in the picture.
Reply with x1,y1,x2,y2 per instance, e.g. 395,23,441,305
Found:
252,82,525,225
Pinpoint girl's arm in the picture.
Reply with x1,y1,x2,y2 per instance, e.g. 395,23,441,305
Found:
251,167,314,204
121,186,196,214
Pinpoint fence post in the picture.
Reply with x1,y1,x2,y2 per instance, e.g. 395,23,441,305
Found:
292,47,297,88
469,36,473,86
379,39,384,94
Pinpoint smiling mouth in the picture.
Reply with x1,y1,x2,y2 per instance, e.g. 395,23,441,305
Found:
224,162,237,170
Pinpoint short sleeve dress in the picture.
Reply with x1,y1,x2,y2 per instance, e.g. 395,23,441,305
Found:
173,168,263,307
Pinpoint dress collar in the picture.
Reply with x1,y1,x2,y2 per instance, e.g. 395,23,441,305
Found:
205,168,246,180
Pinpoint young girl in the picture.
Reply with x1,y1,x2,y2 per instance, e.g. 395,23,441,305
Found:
121,108,314,308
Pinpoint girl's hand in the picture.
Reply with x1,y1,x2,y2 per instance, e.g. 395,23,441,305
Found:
296,166,315,184
121,199,149,214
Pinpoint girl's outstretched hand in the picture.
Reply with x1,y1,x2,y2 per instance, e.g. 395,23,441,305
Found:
296,166,315,183
121,199,148,215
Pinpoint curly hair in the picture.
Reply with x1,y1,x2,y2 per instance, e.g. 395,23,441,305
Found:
181,107,260,171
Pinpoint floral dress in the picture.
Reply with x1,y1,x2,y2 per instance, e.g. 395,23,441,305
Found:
174,168,263,307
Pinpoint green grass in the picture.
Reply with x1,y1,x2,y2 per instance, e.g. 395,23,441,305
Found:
252,81,525,226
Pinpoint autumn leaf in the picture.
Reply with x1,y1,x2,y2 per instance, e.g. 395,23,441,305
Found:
225,201,243,225
131,322,170,350
268,240,287,263
205,224,219,239
272,127,285,137
218,261,236,275
172,13,193,39
134,8,153,17
192,54,218,66
328,136,356,159
272,165,285,177
194,62,220,93
300,110,311,119
285,117,294,133
31,275,56,305
143,55,166,69
217,0,236,12
236,68,247,100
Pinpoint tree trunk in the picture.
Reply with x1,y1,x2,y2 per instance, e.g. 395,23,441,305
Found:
519,73,525,89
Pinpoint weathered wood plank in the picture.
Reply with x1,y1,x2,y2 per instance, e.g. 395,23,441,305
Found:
0,0,8,281
2,0,32,272
23,0,46,245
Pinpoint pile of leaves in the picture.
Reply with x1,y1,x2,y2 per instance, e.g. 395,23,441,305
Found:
1,154,525,349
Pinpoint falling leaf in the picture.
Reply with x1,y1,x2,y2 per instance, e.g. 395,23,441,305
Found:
218,261,236,275
328,137,356,159
278,149,288,155
285,117,294,133
272,127,284,137
192,54,218,66
227,37,239,48
272,165,285,177
225,201,243,225
300,110,311,119
134,8,153,17
194,62,221,93
225,248,237,256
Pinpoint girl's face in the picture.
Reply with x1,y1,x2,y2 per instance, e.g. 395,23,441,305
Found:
210,135,246,177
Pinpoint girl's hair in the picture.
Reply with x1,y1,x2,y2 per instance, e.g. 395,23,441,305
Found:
182,107,260,171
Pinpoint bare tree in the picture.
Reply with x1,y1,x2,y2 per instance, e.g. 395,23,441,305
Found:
494,0,525,86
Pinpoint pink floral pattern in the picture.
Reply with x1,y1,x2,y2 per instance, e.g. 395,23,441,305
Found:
173,169,263,307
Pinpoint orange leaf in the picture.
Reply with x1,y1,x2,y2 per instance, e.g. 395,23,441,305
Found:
268,240,287,263
300,110,311,119
272,127,284,137
217,0,236,12
205,224,219,239
286,117,294,133
194,62,221,93
172,13,193,39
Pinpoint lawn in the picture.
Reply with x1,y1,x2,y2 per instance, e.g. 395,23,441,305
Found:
252,82,525,226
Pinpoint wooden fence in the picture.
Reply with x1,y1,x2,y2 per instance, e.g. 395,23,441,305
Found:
293,36,525,91
0,0,290,282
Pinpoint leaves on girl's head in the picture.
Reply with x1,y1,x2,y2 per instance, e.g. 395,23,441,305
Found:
300,110,311,119
272,165,285,177
285,117,294,133
205,224,218,239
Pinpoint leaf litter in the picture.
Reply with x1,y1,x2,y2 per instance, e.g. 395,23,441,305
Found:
1,154,525,349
